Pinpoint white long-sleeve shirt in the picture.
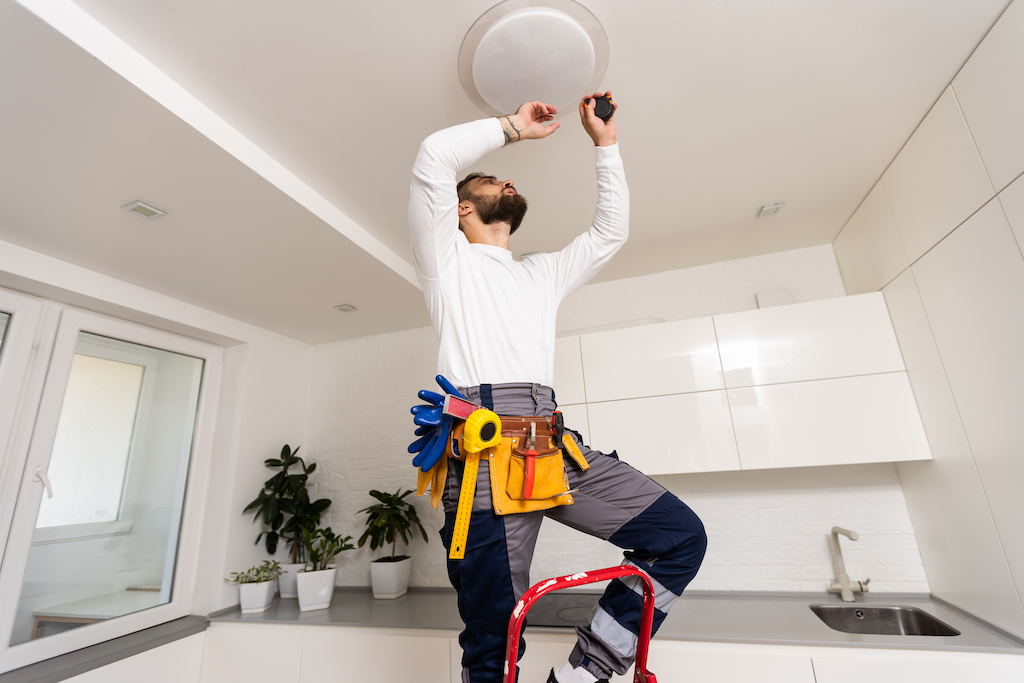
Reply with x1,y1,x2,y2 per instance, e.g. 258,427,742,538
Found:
409,117,629,389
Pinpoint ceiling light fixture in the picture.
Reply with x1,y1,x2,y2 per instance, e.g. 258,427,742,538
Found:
121,200,167,219
458,0,609,118
333,304,358,313
757,202,785,218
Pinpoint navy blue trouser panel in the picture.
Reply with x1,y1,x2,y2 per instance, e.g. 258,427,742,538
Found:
442,509,531,683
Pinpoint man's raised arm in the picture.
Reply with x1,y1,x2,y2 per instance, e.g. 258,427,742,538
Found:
408,102,562,282
543,92,629,300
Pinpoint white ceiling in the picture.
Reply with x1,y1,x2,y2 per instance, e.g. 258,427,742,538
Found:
0,0,1013,343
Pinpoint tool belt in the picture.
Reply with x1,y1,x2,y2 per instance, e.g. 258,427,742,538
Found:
454,415,589,515
417,410,590,560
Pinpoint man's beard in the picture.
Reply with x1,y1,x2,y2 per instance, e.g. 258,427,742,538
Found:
472,192,528,234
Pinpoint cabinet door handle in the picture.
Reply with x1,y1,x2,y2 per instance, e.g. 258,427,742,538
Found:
32,467,53,499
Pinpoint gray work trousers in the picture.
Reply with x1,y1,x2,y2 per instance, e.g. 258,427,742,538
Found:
441,383,707,683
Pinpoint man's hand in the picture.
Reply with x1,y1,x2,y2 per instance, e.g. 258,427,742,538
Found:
580,91,617,147
500,101,560,145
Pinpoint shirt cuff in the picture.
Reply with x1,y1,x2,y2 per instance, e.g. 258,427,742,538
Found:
594,143,621,166
483,116,506,147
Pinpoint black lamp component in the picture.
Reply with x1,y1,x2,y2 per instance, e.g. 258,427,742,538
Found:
584,95,614,122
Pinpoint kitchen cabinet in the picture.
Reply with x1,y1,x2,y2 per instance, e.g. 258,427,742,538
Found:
729,373,931,470
880,87,994,264
301,627,451,683
578,316,722,402
811,649,1024,683
552,293,932,474
200,623,452,683
587,392,739,474
714,292,905,387
553,335,586,406
952,0,1024,193
557,403,591,447
833,183,909,295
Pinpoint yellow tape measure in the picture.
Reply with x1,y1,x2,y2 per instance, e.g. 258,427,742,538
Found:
449,451,479,560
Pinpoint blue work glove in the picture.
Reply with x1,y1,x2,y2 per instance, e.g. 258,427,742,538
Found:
408,375,465,472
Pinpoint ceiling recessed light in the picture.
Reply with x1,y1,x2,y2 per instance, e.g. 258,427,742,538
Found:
333,304,358,313
121,200,167,219
757,202,785,218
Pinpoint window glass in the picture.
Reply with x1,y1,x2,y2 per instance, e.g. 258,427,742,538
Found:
10,332,203,646
35,354,144,527
0,312,9,353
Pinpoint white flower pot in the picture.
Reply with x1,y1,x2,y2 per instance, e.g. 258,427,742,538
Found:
370,557,412,599
296,566,337,612
238,579,277,614
279,563,305,598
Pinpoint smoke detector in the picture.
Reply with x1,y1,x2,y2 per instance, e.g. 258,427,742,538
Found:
458,0,609,118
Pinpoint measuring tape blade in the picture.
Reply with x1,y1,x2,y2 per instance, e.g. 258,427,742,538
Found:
449,452,479,560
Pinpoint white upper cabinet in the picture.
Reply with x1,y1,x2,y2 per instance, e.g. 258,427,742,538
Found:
714,293,905,388
997,173,1024,253
729,373,931,470
953,0,1024,193
550,294,932,474
881,87,995,264
833,182,910,295
579,317,723,403
553,335,586,405
587,392,739,475
556,403,591,447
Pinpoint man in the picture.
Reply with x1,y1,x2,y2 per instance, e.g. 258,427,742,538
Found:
408,94,707,683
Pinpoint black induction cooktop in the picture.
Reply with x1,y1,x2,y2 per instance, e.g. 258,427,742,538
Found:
525,591,602,628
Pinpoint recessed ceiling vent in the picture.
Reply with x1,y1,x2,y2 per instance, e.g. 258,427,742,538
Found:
121,200,166,219
459,0,609,118
757,202,785,218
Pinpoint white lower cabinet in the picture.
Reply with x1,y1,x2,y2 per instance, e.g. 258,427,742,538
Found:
586,392,739,474
811,649,1024,683
639,641,815,683
301,627,452,683
200,624,454,683
491,632,817,683
201,624,1024,683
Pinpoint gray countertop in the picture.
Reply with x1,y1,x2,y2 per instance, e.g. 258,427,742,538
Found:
210,587,1024,655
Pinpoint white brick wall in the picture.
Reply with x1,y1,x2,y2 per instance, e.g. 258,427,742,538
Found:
306,245,929,593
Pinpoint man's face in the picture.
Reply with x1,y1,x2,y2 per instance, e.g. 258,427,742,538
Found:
466,176,528,234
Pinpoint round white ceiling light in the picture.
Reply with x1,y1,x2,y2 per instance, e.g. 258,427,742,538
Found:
458,0,609,119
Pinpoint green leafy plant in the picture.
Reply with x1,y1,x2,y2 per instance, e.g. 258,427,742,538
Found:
244,445,332,564
300,526,355,572
357,489,428,561
225,560,283,585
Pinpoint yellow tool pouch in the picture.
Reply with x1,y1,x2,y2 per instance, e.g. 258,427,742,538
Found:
486,418,575,515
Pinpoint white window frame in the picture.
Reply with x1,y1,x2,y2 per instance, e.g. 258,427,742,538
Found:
0,289,48,565
33,337,162,539
0,306,222,673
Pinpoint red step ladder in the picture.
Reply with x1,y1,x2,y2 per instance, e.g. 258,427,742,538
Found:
503,566,658,683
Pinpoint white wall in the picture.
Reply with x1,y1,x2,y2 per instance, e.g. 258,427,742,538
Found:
0,237,313,618
308,245,929,594
832,0,1024,637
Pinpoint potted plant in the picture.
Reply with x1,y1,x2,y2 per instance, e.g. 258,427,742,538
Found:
296,526,355,612
357,489,428,599
244,444,331,598
226,560,283,614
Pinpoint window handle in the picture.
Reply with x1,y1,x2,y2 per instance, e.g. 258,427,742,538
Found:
32,467,53,499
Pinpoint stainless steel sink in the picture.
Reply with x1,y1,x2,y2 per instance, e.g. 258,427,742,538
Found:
811,604,961,636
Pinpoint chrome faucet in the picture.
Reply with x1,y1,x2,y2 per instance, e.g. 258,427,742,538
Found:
828,526,870,602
